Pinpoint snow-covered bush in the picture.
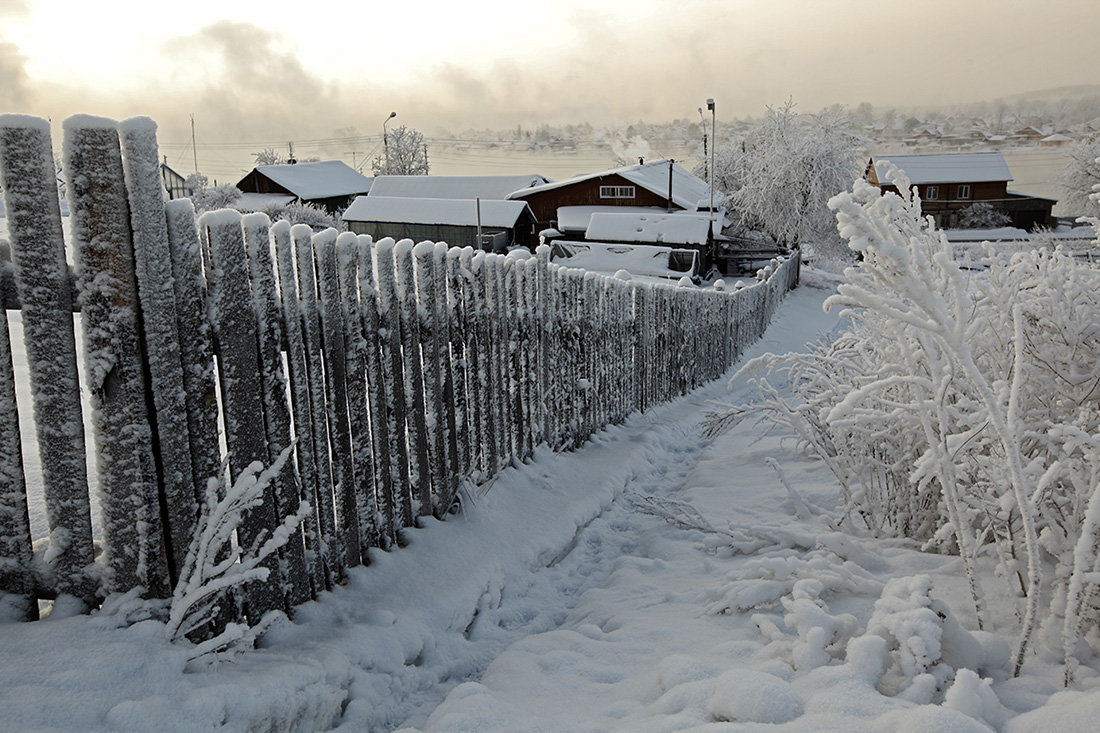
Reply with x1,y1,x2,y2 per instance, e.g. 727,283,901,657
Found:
708,169,1100,680
957,202,1012,229
166,446,309,661
258,200,340,231
185,172,241,214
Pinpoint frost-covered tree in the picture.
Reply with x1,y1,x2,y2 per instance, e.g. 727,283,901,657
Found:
185,172,241,214
1056,138,1100,216
253,147,282,166
957,202,1012,229
710,101,862,262
371,124,429,176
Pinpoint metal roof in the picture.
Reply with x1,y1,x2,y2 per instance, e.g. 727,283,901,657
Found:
342,196,533,228
244,160,374,200
368,174,549,200
870,152,1013,185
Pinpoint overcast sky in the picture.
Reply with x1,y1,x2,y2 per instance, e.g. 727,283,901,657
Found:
2,0,1098,176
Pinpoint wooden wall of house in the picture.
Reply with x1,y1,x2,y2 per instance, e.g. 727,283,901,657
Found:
516,174,679,245
236,170,294,196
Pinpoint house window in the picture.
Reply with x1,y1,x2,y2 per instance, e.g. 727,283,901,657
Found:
957,184,971,199
599,185,635,199
925,185,939,200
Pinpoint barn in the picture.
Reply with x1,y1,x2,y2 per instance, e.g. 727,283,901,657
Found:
235,160,374,214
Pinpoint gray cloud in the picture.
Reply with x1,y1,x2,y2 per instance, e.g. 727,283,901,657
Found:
0,41,30,109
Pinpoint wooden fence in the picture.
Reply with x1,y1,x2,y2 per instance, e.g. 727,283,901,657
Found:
0,113,799,624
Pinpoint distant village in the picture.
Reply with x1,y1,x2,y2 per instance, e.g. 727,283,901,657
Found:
151,92,1100,281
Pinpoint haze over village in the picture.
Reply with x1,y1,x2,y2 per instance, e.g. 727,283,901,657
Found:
4,1,1100,732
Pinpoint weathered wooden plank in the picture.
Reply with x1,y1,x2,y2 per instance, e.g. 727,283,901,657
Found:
435,243,461,511
118,117,198,590
242,214,311,604
315,230,360,568
0,116,96,606
337,233,378,553
65,117,167,598
291,224,340,584
200,209,284,618
271,221,327,592
413,242,447,515
394,241,433,518
371,239,414,532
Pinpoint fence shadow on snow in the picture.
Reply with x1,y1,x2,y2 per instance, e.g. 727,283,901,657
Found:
0,113,799,627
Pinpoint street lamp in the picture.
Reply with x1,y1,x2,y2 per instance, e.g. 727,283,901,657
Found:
706,99,715,216
383,111,397,173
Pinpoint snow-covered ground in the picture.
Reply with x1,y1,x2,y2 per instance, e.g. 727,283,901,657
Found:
0,266,1097,731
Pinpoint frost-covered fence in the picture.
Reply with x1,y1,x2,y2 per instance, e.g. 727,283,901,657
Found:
0,113,797,627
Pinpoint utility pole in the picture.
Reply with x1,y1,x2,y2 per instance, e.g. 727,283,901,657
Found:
345,150,364,169
287,141,296,164
698,107,708,180
190,113,198,174
706,98,715,215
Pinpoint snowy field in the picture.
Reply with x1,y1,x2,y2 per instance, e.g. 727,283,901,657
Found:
0,267,1094,731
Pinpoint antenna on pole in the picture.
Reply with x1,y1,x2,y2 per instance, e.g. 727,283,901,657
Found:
190,113,198,174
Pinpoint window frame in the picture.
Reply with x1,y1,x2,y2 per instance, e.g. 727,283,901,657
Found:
925,185,939,200
599,185,636,199
957,184,971,199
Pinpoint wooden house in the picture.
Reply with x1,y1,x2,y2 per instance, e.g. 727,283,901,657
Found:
866,152,1055,230
505,159,713,247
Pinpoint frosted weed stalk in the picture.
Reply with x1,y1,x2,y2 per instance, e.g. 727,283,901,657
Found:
165,445,310,662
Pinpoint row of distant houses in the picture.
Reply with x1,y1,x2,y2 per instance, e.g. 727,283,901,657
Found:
159,147,1059,279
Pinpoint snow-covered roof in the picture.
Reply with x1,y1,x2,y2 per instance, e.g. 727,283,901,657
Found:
368,174,549,200
507,159,710,211
869,152,1013,185
551,241,698,281
585,212,712,246
234,192,296,212
342,196,533,228
245,161,373,200
556,205,665,232
1041,133,1072,142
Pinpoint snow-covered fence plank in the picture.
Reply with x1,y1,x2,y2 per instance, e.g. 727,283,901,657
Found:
242,215,311,604
372,239,414,533
118,118,199,588
291,224,341,584
435,244,461,511
469,251,495,474
414,241,449,516
536,246,552,447
271,221,327,590
0,116,96,606
446,247,472,482
354,236,393,549
315,230,360,568
337,234,377,553
65,118,168,598
394,240,433,517
200,210,285,618
0,278,33,618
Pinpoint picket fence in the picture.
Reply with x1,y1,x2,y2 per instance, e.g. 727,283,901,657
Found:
0,114,799,625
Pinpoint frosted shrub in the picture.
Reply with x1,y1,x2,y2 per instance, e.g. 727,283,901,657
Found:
709,168,1100,680
166,446,309,661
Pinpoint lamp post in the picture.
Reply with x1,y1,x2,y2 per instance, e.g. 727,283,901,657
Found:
706,98,715,216
383,111,397,173
698,107,707,180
